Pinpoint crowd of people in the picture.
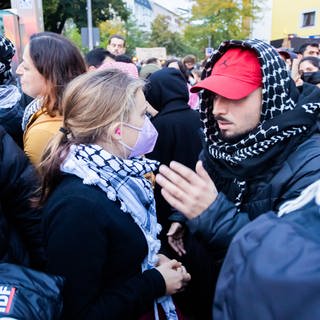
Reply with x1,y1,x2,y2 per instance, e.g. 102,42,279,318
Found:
0,30,319,320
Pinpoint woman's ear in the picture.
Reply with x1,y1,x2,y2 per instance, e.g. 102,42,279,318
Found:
109,122,122,141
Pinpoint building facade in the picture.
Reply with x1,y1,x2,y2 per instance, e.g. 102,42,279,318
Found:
151,2,181,33
125,0,153,32
124,0,186,33
250,0,273,42
271,0,319,40
250,0,320,45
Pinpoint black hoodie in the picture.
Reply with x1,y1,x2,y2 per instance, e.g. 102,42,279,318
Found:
145,67,189,112
146,68,218,319
145,68,202,235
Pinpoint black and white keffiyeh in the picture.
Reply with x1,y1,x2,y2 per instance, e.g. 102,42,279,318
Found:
21,98,43,131
199,39,320,208
61,144,178,320
0,85,21,109
0,35,15,85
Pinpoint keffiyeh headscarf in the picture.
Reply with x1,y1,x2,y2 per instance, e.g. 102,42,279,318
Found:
0,85,21,109
0,35,15,85
200,39,320,208
21,98,43,131
61,144,178,320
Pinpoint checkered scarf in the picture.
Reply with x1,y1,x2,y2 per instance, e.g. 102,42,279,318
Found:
61,144,178,320
21,98,43,131
0,35,15,85
200,39,320,208
0,85,21,109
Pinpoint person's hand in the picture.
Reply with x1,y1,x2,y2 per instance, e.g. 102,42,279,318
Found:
294,74,304,87
156,259,191,295
167,222,186,256
291,55,302,86
156,160,218,219
156,253,170,266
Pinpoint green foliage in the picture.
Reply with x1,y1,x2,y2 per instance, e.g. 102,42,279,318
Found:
149,15,171,47
97,15,150,57
43,0,129,34
99,19,126,49
183,24,212,59
44,0,262,61
125,17,150,57
149,15,192,57
49,9,151,58
63,20,83,51
184,0,262,53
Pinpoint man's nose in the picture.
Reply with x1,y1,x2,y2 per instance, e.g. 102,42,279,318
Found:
212,96,229,115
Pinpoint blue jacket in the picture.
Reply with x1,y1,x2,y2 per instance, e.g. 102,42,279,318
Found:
214,184,320,320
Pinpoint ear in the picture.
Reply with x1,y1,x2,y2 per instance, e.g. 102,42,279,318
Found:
109,122,122,141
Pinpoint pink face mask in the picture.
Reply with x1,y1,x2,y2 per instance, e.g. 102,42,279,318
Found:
120,116,158,158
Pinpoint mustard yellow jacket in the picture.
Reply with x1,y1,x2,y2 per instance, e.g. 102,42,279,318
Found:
23,108,63,167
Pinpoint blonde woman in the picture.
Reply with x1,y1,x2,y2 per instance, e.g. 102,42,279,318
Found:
16,32,86,166
37,69,190,319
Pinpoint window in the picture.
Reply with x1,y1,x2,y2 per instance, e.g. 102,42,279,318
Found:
302,11,315,27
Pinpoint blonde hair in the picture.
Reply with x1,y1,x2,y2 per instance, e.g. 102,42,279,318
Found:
37,69,145,205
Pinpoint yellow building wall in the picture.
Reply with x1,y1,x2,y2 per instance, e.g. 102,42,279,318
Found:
271,0,320,40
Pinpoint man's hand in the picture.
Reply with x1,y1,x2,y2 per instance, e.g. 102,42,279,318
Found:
156,160,218,219
167,222,186,256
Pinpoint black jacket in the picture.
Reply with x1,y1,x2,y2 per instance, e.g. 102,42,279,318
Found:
188,132,320,253
43,174,166,320
0,85,24,147
146,68,202,234
0,126,44,268
187,39,320,256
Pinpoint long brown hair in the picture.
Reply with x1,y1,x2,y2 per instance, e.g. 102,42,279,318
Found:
37,69,145,205
29,32,86,116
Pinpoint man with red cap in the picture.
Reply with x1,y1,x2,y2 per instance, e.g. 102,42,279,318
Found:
155,39,320,316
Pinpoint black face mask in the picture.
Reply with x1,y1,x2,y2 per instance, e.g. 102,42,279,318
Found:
301,71,320,85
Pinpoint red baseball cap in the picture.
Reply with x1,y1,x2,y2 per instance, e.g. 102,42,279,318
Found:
191,47,262,99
